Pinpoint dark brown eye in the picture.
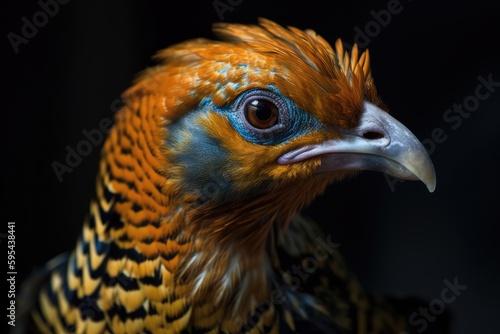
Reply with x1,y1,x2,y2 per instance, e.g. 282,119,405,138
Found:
245,99,279,129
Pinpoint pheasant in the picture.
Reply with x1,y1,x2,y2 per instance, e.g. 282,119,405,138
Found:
17,18,443,334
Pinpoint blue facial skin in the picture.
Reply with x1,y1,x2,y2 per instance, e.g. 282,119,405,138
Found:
166,85,323,204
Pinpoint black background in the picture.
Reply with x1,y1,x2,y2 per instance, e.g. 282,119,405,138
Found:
2,0,499,333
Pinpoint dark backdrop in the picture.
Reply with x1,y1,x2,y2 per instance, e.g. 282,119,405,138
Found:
2,1,499,333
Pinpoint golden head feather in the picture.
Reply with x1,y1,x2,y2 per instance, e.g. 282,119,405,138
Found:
124,18,382,128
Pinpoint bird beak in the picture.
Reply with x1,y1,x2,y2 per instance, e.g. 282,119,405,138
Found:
278,101,436,192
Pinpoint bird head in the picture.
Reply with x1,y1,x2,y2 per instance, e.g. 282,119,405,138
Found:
117,18,435,250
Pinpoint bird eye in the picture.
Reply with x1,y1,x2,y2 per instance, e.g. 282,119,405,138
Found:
233,89,290,143
245,99,279,129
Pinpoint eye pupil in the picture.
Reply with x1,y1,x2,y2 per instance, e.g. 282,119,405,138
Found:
252,100,272,121
245,99,279,129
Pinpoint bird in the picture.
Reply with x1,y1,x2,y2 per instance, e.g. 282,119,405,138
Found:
16,18,445,334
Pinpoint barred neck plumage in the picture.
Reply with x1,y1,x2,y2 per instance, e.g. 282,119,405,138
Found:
40,96,280,333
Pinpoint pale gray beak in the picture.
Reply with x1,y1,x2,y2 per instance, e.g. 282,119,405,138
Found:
278,101,436,192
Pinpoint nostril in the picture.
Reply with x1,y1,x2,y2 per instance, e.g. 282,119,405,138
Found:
363,131,385,140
